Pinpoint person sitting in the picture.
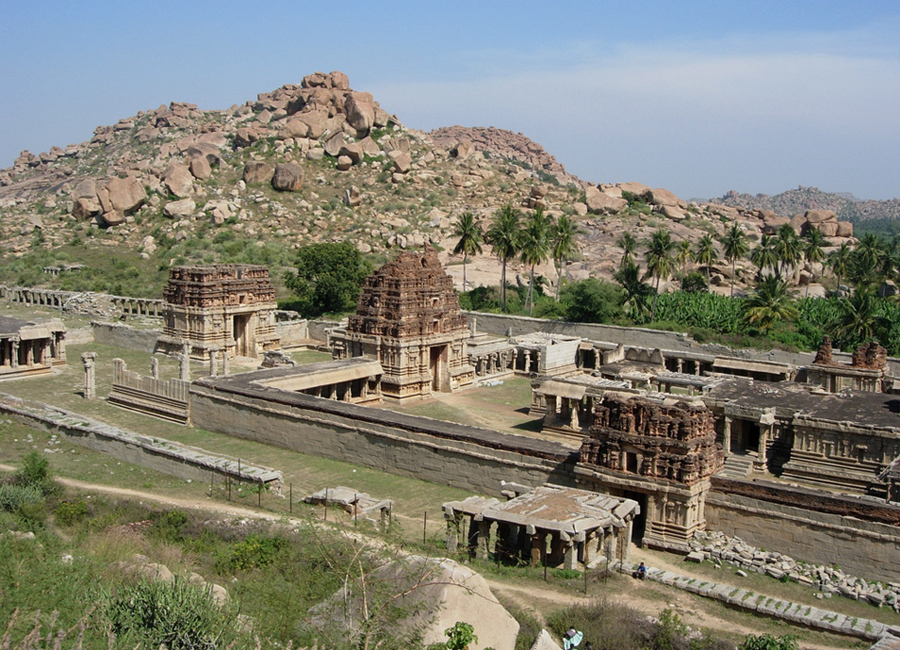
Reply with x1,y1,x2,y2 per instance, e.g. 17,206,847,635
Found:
564,627,584,650
632,562,647,580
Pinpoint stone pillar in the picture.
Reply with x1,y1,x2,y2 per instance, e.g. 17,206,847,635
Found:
722,416,732,455
221,349,229,376
81,352,97,400
530,530,543,567
677,358,683,373
570,400,581,429
57,333,66,363
150,356,159,380
563,537,578,570
208,347,219,377
476,518,491,560
11,340,19,369
446,512,460,554
543,395,557,426
179,341,191,382
756,411,775,472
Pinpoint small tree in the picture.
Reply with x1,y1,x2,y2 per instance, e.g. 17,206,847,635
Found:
519,207,552,316
485,205,522,311
721,222,749,297
694,234,718,288
452,212,483,293
739,634,799,650
644,229,675,321
551,215,580,301
284,242,372,318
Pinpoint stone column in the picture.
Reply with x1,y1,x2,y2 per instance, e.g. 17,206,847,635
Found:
677,358,684,373
543,395,557,426
530,530,543,567
208,347,219,377
150,356,159,380
570,400,581,429
563,536,578,570
11,340,19,369
221,349,229,376
179,341,191,382
722,416,732,455
476,518,491,560
756,411,775,473
446,512,461,554
81,352,97,400
57,333,66,363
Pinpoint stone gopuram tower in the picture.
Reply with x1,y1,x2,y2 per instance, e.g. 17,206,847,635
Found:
576,395,724,551
158,264,280,360
339,247,475,402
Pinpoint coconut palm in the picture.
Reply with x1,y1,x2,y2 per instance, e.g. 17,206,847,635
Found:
750,234,778,281
519,206,552,316
802,227,827,297
616,232,638,268
694,234,718,287
742,276,799,334
550,215,580,301
721,222,749,298
830,287,890,350
614,261,653,322
774,224,803,280
485,205,522,311
452,212,483,293
644,228,675,321
675,239,693,285
829,241,853,295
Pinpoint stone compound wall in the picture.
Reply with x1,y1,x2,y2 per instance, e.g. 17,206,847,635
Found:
189,376,577,497
705,488,900,583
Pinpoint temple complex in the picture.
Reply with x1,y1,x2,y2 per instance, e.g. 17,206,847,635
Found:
157,264,280,360
332,247,474,401
805,336,891,393
0,315,66,380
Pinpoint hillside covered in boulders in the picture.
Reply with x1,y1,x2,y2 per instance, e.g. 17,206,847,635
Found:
713,187,900,225
0,70,865,299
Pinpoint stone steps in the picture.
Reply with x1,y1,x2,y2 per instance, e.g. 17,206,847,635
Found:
718,453,754,478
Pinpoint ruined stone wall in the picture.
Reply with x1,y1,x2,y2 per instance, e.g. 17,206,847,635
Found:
91,322,161,353
705,490,900,583
189,380,576,496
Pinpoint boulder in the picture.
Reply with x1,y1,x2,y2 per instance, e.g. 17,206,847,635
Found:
98,210,125,227
383,137,410,154
393,152,412,174
243,162,275,185
295,110,328,139
104,176,147,213
324,132,345,157
337,155,353,171
585,186,627,214
271,163,304,191
284,117,310,138
788,213,807,234
164,199,196,219
339,142,365,164
163,164,194,198
329,70,350,90
816,221,839,237
186,142,221,167
358,136,381,157
452,140,474,160
648,187,681,207
617,181,651,197
190,156,211,180
573,202,588,216
343,186,361,208
837,221,854,237
661,205,687,221
344,91,375,133
805,209,837,224
72,197,101,220
72,179,97,200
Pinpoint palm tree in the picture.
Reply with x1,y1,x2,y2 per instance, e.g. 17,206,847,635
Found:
485,205,522,311
644,228,675,321
774,224,803,281
743,276,799,334
519,206,552,316
616,232,638,268
614,261,653,322
550,215,580,301
830,287,890,350
721,222,749,298
829,241,853,295
452,212,483,293
751,234,778,281
675,239,693,285
694,234,718,287
802,228,827,297
854,233,884,276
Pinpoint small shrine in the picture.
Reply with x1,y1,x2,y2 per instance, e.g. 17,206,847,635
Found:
806,336,892,393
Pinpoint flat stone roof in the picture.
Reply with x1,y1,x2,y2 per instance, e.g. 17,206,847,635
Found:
444,484,639,534
706,378,900,431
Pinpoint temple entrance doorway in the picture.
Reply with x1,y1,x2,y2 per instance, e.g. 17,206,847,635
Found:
624,490,647,545
233,314,251,357
733,419,760,454
430,345,450,392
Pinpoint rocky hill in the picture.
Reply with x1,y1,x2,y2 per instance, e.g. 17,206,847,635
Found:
713,187,900,224
0,71,863,298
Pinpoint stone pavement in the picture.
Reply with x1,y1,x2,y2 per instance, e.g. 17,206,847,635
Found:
623,562,900,643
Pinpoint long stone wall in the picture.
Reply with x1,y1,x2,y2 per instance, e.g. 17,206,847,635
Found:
705,488,900,583
0,393,281,486
189,375,577,497
91,322,161,353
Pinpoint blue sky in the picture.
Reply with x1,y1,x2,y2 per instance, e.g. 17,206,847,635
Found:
2,1,898,200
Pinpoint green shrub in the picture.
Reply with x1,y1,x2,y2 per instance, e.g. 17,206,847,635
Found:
0,483,44,513
55,499,90,526
103,576,237,650
226,534,289,571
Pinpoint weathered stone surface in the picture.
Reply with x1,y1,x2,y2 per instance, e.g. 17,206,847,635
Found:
337,155,353,171
163,164,194,198
324,132,345,157
243,161,275,185
836,221,854,237
393,152,412,174
271,163,304,192
98,210,125,227
189,156,211,180
585,186,627,214
164,198,196,219
618,181,651,197
344,91,375,133
72,196,102,220
648,187,681,207
343,185,361,208
805,209,837,224
339,142,365,164
104,176,147,213
452,140,474,160
72,179,97,199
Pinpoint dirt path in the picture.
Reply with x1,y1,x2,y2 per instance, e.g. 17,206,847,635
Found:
0,464,857,649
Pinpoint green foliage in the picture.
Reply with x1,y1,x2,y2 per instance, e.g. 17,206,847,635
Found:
553,568,582,580
561,278,625,324
680,272,708,293
151,509,189,542
0,484,44,513
654,609,689,650
284,241,373,318
102,576,237,650
225,534,289,571
738,634,798,650
546,600,656,650
54,499,90,526
12,451,59,497
445,621,478,650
